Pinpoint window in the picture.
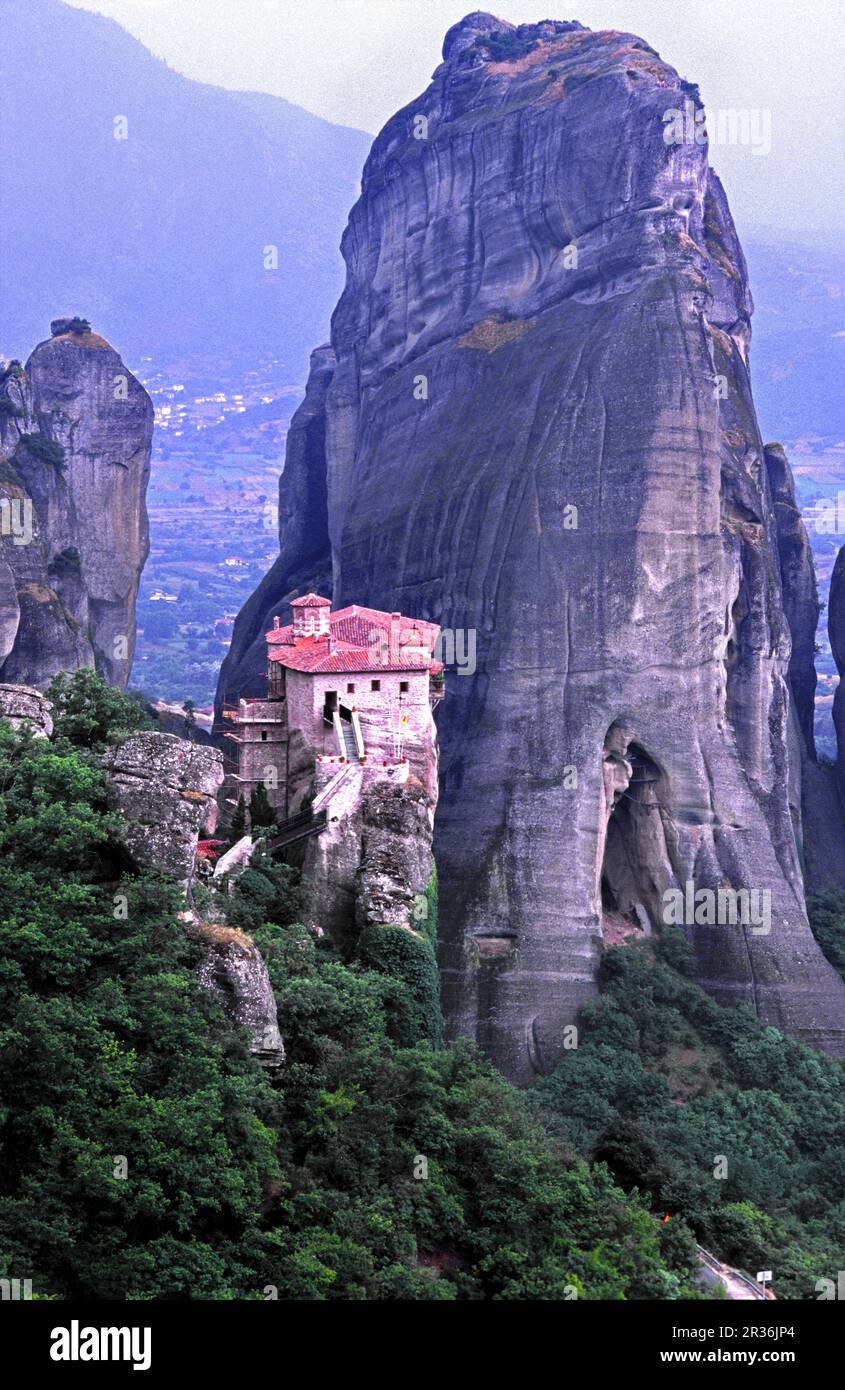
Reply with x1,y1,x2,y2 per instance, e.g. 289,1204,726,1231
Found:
399,680,409,694
347,682,355,694
371,679,381,692
261,731,267,742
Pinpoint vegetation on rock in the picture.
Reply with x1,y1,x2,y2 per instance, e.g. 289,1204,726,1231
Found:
0,677,702,1300
17,432,66,468
355,922,443,1048
533,930,845,1300
248,781,276,832
807,892,845,984
47,668,154,749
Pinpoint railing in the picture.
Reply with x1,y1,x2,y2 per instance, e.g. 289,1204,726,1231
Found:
311,764,354,814
266,808,327,852
695,1245,774,1300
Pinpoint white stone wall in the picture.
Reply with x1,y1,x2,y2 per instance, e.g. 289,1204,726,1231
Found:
237,665,437,814
285,667,431,755
234,699,287,811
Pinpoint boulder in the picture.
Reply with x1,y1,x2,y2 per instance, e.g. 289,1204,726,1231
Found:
102,732,223,884
195,925,285,1067
0,681,53,736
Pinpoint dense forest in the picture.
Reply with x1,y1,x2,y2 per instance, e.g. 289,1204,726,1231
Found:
1,674,843,1299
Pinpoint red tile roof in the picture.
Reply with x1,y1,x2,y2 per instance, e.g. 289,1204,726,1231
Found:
265,601,442,675
290,593,331,608
196,839,225,859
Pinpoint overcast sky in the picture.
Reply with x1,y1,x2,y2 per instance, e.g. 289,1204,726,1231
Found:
67,0,844,240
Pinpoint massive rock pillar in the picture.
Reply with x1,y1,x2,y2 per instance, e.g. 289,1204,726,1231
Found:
222,14,845,1079
0,319,151,689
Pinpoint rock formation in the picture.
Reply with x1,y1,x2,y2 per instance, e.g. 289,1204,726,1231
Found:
765,443,818,758
0,319,152,690
0,682,53,737
195,926,285,1067
828,548,845,801
102,732,224,885
355,779,435,933
763,443,845,896
223,13,845,1080
101,730,284,1065
300,760,436,946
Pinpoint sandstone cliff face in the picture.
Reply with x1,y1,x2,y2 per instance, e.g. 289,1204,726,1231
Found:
355,779,435,932
763,443,845,895
224,14,845,1079
828,548,845,799
765,443,819,758
0,321,152,690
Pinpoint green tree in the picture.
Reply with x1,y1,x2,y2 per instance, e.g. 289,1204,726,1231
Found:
47,669,154,749
182,699,196,741
228,793,247,845
808,892,845,982
0,724,281,1298
248,781,276,832
533,931,845,1298
226,849,308,935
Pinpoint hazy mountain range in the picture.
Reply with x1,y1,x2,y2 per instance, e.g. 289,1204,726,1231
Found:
0,0,370,378
1,0,842,448
744,233,845,443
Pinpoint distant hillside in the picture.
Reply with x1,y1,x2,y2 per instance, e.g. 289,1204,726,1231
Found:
0,0,370,376
745,234,845,443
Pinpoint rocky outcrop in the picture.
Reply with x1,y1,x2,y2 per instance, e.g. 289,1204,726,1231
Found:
195,926,285,1067
101,732,223,884
0,682,53,737
300,760,436,947
763,443,845,896
0,321,151,690
355,779,435,932
828,547,845,800
101,731,283,1064
765,443,819,757
226,13,845,1079
213,834,256,880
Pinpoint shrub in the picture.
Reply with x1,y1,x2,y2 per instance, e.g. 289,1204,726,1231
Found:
47,668,154,749
52,317,91,336
476,31,538,62
534,936,845,1298
807,892,845,983
17,432,65,468
248,781,276,831
225,847,308,935
355,923,443,1047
